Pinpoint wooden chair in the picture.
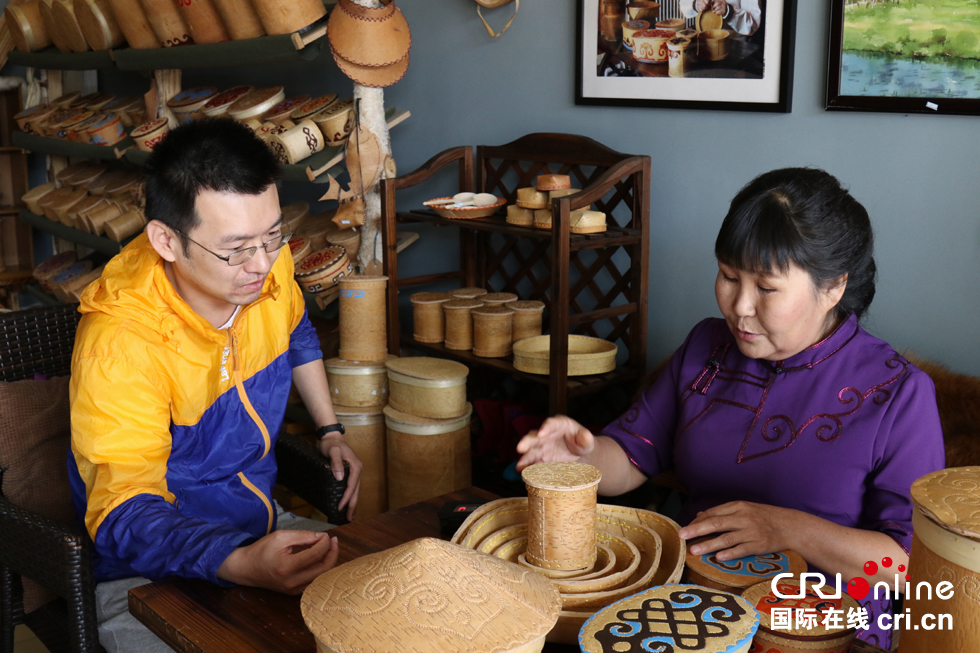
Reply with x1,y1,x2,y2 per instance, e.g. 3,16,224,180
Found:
0,304,343,653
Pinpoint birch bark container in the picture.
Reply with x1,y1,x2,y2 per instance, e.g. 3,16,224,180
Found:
522,462,602,571
266,119,324,164
410,292,451,344
333,405,386,518
741,579,859,653
6,1,51,53
22,183,59,215
252,0,326,35
385,357,468,420
449,286,488,300
211,0,264,39
138,0,192,46
338,275,388,362
385,404,472,510
481,292,518,306
506,300,545,342
105,0,159,48
443,298,484,351
684,548,807,595
105,210,147,241
175,0,228,44
472,305,514,358
325,227,360,262
902,467,980,653
324,357,391,408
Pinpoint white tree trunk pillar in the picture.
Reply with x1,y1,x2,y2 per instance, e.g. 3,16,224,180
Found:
350,0,393,270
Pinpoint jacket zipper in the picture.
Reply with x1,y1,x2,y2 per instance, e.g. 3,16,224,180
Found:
226,327,274,535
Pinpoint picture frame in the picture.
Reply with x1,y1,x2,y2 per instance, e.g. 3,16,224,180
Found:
576,0,798,113
827,0,980,116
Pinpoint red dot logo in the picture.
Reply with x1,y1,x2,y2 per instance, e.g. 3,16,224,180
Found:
847,577,871,601
898,564,906,572
864,560,878,576
881,557,893,568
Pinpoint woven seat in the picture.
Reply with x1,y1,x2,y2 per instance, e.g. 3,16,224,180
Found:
0,303,346,652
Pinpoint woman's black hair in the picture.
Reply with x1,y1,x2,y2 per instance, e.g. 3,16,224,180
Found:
142,117,281,256
715,167,876,320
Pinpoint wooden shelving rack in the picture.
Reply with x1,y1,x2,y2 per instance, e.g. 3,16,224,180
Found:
381,133,651,415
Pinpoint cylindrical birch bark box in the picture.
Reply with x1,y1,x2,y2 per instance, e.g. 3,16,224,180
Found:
410,292,451,344
385,357,468,420
742,578,858,653
506,300,545,343
210,0,264,39
481,292,518,306
384,404,472,510
325,228,360,263
138,0,193,46
175,0,228,44
74,0,126,50
105,0,159,48
471,305,514,358
902,467,980,653
338,275,387,362
334,405,386,519
6,1,51,53
448,286,488,300
252,0,326,35
443,298,484,351
104,210,147,242
324,357,392,408
522,462,602,571
52,0,91,52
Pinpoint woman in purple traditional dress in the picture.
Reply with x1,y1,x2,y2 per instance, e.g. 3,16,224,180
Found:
516,168,945,648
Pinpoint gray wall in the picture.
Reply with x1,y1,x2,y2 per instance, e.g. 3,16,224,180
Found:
380,0,980,374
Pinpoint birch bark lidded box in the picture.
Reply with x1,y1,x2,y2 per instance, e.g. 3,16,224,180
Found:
522,462,602,571
385,356,469,419
741,578,859,653
301,537,561,653
578,585,760,653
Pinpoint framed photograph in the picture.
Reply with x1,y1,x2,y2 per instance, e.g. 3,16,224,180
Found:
827,0,980,115
576,0,798,112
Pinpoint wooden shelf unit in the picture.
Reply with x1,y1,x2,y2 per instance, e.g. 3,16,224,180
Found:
381,133,651,415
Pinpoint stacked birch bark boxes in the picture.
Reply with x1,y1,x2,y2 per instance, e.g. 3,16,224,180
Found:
328,274,475,516
411,287,546,359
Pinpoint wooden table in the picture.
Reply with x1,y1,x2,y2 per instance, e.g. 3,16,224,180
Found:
128,487,577,653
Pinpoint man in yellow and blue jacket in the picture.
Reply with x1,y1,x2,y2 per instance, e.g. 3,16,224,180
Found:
68,118,362,651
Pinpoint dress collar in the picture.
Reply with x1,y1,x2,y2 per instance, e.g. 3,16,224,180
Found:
752,312,859,374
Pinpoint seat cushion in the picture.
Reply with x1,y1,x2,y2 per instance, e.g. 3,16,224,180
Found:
0,375,73,612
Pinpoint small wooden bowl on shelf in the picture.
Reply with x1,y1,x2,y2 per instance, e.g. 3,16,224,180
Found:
512,335,617,376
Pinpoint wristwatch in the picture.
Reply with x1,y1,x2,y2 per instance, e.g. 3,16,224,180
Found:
315,423,346,441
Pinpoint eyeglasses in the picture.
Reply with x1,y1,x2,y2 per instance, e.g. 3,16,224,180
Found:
174,228,293,266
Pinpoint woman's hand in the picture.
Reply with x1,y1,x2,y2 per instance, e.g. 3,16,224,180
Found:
677,501,801,561
515,415,595,471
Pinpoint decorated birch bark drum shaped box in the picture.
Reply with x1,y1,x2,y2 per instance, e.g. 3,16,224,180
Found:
323,357,392,408
290,94,338,122
311,98,355,147
332,405,387,518
287,236,311,265
301,538,561,653
684,546,808,595
384,357,468,419
522,462,601,571
201,85,254,118
261,95,309,126
621,19,649,50
741,578,860,653
632,28,677,64
293,246,352,293
325,228,360,262
167,86,220,122
578,585,760,653
384,404,472,509
410,292,452,343
227,86,286,122
267,119,324,164
443,298,484,351
901,466,980,653
33,251,78,292
130,118,171,152
338,275,388,362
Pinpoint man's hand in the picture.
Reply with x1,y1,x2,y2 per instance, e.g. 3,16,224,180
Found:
695,0,711,11
318,434,362,521
711,0,728,15
217,529,339,594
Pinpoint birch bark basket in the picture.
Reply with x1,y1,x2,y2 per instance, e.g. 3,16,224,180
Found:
350,0,392,271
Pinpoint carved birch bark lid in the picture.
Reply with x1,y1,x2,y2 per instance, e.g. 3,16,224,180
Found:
166,86,219,110
202,85,255,115
411,292,452,304
383,404,473,434
685,547,807,590
302,537,560,653
325,356,394,375
450,287,489,299
227,86,287,120
385,356,469,383
579,585,759,653
522,462,601,492
290,94,339,121
326,0,411,68
742,578,858,640
911,467,980,540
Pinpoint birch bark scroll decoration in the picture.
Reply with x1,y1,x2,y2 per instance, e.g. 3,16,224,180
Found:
325,0,409,269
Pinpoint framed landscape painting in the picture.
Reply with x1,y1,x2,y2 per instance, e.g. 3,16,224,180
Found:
576,0,798,112
827,0,980,115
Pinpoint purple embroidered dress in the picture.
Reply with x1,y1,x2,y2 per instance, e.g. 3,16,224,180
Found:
602,315,945,648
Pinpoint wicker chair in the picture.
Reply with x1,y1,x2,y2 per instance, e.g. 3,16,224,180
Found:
0,304,344,653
